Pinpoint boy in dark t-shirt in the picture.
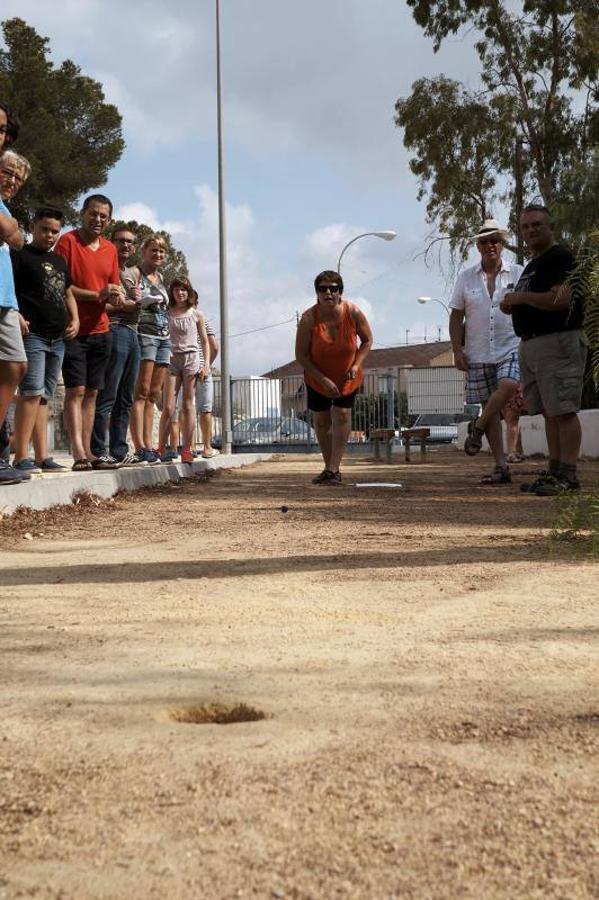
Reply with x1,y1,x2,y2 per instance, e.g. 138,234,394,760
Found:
500,205,587,495
11,207,79,473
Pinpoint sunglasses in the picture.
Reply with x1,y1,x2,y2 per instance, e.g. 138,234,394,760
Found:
317,284,340,293
478,237,502,246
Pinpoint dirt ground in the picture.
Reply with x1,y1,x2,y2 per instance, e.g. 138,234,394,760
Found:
1,451,598,900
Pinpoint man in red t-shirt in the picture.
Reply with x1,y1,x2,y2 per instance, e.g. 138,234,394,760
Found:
55,194,124,470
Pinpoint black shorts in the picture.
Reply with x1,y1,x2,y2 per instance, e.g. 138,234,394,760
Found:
307,384,358,412
62,332,113,390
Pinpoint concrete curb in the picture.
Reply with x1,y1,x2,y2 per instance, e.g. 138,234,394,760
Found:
0,453,273,515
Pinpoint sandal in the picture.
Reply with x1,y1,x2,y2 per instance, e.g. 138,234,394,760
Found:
72,459,93,472
464,419,484,456
480,466,511,485
506,452,525,464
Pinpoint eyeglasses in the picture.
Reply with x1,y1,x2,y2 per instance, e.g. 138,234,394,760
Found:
0,167,24,184
478,237,501,246
115,237,135,245
317,284,340,293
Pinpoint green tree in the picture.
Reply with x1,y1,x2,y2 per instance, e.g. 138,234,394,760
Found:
111,219,189,288
0,17,124,224
395,1,599,258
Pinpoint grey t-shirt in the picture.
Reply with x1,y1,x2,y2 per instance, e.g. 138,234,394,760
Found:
109,264,141,330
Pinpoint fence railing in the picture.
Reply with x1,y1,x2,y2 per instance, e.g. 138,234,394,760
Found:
207,367,466,450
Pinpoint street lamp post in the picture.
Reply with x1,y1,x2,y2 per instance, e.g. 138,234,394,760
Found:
417,295,450,315
215,0,231,454
337,230,397,275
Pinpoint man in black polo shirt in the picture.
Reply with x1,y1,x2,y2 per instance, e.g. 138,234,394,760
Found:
500,204,586,495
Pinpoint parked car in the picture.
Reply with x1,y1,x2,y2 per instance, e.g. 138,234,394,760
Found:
226,416,317,446
411,412,471,443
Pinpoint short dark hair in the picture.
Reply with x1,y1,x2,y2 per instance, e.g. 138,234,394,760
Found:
82,193,113,216
314,270,344,294
522,203,552,219
111,225,136,240
0,103,20,146
33,206,65,224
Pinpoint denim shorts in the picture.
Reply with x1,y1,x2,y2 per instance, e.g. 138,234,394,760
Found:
195,373,214,413
138,332,171,366
20,333,65,399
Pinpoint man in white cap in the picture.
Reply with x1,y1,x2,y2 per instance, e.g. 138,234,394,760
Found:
449,218,523,483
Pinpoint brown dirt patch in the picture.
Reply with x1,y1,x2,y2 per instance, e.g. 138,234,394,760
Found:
1,451,598,899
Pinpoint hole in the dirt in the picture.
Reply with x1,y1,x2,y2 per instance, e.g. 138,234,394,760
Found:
169,702,267,725
573,713,599,724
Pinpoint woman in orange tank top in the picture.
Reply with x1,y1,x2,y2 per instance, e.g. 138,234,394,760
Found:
295,270,373,485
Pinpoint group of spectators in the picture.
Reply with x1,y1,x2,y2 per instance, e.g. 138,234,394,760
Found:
0,102,219,487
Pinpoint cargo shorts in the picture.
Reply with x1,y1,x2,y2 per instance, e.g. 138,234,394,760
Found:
519,329,587,417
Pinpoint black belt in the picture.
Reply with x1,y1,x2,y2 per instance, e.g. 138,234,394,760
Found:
520,333,540,342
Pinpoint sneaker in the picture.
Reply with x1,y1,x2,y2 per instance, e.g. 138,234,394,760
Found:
202,448,220,459
128,450,148,466
116,452,142,467
91,454,119,470
534,475,581,496
520,470,552,493
160,447,179,462
140,448,161,466
181,447,194,464
0,459,25,485
312,469,333,484
35,457,68,472
13,458,43,475
328,471,342,485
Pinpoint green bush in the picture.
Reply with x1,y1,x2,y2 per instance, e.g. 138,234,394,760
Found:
552,483,599,555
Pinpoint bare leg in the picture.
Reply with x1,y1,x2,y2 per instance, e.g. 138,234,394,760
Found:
130,361,154,451
502,406,520,455
33,402,49,463
64,386,86,461
13,394,42,461
0,361,26,425
313,409,333,470
329,407,352,473
477,379,517,431
144,365,167,449
554,413,581,466
200,411,214,451
484,411,507,470
158,374,176,453
82,389,98,459
544,414,561,463
180,375,196,449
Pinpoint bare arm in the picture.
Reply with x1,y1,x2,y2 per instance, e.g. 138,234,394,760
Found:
0,211,24,250
295,310,340,397
70,285,107,303
500,284,571,313
207,334,219,364
449,308,468,371
64,287,80,340
348,305,373,379
196,313,210,377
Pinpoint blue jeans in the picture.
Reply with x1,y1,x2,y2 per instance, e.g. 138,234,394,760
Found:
91,324,140,459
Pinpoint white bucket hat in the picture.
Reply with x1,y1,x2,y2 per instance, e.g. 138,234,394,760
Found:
472,218,510,243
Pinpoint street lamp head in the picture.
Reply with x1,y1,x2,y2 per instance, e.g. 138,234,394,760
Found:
417,296,431,305
374,230,397,241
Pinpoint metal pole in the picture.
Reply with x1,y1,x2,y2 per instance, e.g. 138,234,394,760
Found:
386,374,394,430
216,0,232,454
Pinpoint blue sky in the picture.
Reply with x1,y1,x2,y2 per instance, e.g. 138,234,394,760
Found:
1,0,501,374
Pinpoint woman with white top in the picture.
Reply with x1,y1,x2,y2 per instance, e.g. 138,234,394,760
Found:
158,276,209,464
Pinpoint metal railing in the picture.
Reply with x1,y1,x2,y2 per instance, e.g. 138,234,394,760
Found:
207,366,466,451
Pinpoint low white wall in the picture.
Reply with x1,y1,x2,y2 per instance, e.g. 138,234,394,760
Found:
457,409,599,459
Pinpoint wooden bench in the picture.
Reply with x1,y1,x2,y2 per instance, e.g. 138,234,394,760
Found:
371,429,396,463
400,427,430,462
